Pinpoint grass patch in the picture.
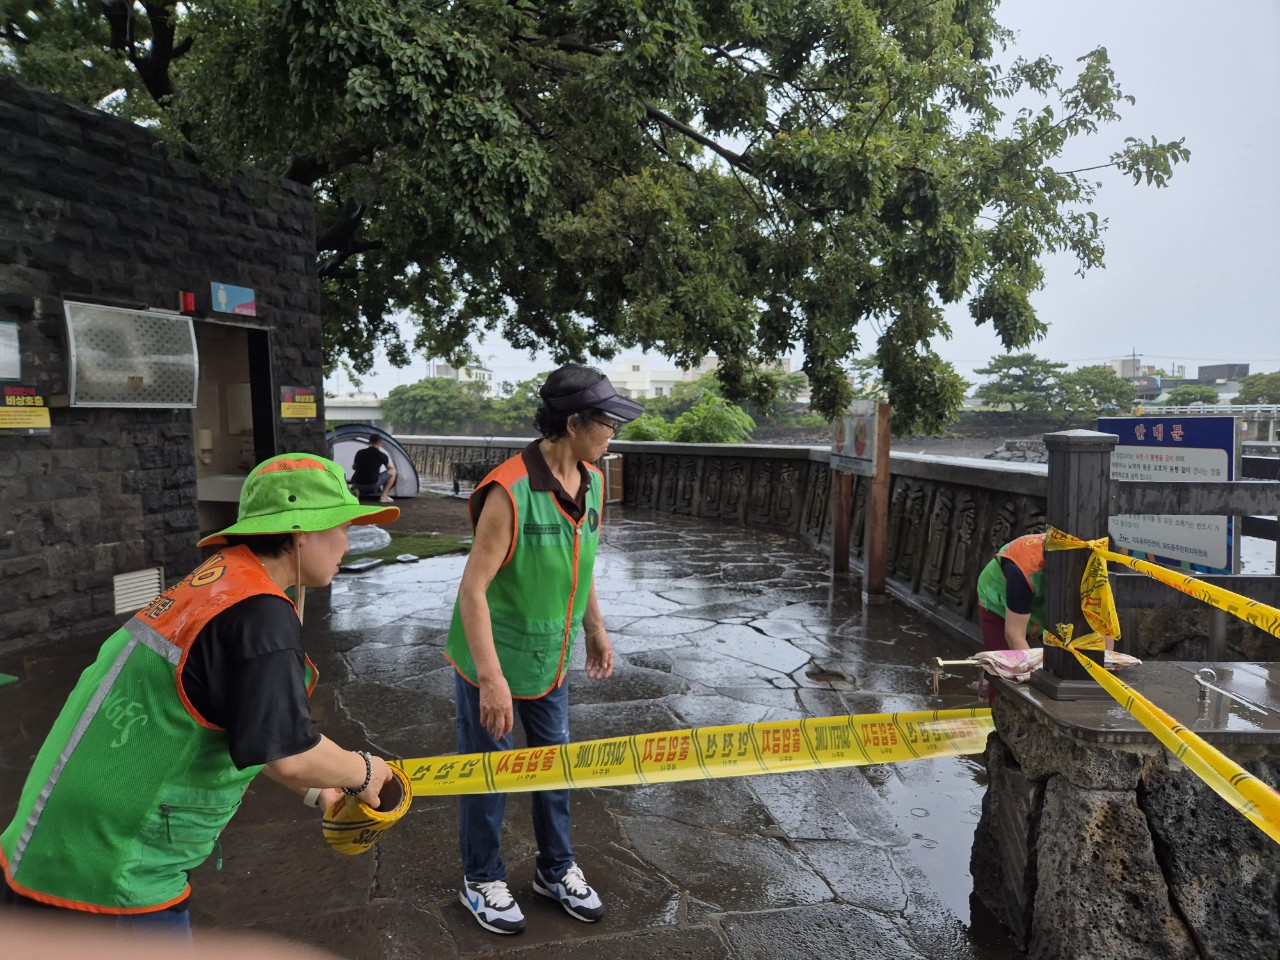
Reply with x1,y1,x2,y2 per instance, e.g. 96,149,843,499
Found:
352,531,471,563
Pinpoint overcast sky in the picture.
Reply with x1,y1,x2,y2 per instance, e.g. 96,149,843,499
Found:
327,0,1280,397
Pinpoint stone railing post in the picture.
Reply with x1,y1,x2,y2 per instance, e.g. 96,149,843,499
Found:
1030,429,1117,700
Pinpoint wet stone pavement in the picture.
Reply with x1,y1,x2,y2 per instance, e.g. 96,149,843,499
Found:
0,509,1023,959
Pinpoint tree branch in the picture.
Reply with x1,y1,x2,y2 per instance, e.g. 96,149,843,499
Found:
318,241,383,279
511,36,754,172
1,21,31,45
284,144,372,185
316,200,368,254
644,101,752,172
99,0,189,104
1057,160,1120,176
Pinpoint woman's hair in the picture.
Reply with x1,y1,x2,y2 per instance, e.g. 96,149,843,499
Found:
533,364,606,439
221,532,294,558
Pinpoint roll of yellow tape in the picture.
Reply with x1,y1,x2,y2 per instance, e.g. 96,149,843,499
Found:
321,763,413,856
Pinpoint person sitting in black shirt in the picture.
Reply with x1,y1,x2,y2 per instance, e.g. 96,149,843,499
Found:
349,436,397,503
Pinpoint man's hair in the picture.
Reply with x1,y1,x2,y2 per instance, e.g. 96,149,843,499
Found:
221,532,294,558
534,364,606,439
368,436,383,446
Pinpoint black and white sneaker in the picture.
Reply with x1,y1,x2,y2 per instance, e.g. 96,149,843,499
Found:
533,863,604,922
460,878,526,934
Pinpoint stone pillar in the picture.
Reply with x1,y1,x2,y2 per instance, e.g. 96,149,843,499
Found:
972,664,1280,959
1032,430,1117,700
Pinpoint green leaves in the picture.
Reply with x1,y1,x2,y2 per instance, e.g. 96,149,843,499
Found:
1235,372,1280,405
380,377,491,434
3,0,1189,433
1163,384,1220,406
974,355,1136,422
1113,136,1191,188
619,395,756,443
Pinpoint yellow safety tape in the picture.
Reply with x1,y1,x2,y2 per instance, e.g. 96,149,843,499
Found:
321,764,413,856
1048,525,1280,645
1068,646,1280,846
1041,527,1280,845
1045,527,1122,643
392,709,994,798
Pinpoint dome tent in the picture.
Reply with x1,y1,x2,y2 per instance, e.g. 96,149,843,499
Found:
326,423,419,499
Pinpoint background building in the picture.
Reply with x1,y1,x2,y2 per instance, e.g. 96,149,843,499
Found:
434,362,496,397
608,358,688,399
0,80,327,651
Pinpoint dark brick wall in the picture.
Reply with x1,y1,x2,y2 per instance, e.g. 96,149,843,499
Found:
0,79,326,650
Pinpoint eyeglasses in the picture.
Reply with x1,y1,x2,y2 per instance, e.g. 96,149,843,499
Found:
594,417,622,437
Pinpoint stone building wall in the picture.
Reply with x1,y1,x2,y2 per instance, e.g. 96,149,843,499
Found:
0,79,326,651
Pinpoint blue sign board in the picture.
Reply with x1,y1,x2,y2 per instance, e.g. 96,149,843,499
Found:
211,282,257,317
1097,415,1238,574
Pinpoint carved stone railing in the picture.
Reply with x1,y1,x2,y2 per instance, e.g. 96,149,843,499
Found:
397,436,1049,645
398,435,532,492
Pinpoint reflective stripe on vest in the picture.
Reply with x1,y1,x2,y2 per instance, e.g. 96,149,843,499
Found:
0,545,308,913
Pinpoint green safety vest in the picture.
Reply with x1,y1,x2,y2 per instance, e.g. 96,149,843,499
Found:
976,534,1047,638
446,455,603,698
1,546,312,913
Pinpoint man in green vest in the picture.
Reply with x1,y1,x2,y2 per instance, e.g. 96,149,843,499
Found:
1,454,398,936
445,364,642,935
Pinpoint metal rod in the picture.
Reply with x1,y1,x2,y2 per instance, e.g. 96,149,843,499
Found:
1193,669,1272,716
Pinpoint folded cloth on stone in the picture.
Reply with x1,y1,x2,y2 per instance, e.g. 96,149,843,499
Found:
971,648,1142,683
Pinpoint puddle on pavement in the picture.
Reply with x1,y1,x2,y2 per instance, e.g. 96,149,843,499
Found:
871,754,989,924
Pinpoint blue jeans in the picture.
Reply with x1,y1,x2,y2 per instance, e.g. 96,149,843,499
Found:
351,473,390,497
454,670,573,883
115,907,193,938
3,883,192,939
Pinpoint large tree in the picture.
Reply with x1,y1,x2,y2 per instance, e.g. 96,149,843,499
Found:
973,352,1067,418
1235,372,1280,405
1162,383,1219,406
1058,364,1136,417
380,377,490,434
1,0,1188,430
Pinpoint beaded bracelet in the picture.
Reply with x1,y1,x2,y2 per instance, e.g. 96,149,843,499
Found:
343,750,373,797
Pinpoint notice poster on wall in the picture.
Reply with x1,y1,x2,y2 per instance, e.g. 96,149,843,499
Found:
831,400,879,475
280,385,317,419
1,383,51,435
0,322,18,380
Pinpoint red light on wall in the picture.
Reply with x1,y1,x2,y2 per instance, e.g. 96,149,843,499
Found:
180,290,196,312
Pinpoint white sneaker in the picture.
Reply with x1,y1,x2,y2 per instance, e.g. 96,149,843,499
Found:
460,878,526,934
533,863,604,922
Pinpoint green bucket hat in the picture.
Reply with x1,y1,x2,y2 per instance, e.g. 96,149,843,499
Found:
198,453,398,547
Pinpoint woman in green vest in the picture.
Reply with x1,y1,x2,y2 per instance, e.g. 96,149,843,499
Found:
1,454,398,936
976,532,1048,651
446,365,642,935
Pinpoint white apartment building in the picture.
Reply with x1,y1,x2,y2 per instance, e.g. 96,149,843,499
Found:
608,358,687,399
609,354,807,402
435,362,496,397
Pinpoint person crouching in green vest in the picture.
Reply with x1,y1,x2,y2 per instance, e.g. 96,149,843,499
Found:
976,532,1048,652
1,454,399,937
445,364,642,935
